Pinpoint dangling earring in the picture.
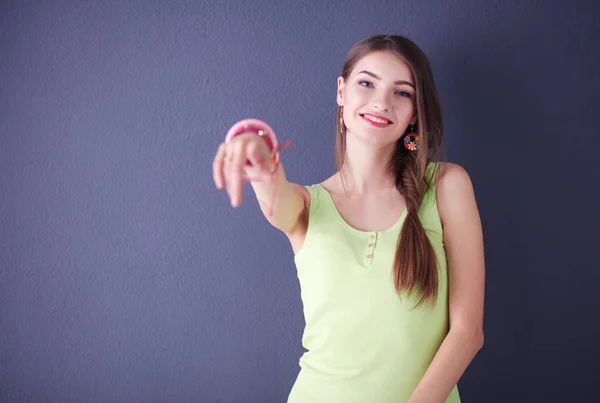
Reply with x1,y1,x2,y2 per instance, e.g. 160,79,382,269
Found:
339,107,344,134
403,124,419,151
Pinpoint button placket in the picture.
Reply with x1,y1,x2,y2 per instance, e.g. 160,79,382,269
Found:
365,232,377,265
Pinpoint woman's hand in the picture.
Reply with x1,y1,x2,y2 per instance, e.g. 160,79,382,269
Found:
213,133,274,207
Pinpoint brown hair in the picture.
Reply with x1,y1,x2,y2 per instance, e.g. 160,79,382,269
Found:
335,34,444,308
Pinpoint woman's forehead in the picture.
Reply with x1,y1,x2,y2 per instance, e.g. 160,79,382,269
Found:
350,51,413,82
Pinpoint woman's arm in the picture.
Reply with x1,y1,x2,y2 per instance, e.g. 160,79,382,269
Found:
408,162,486,403
249,163,309,234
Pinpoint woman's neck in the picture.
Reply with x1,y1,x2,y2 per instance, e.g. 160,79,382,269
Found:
339,138,397,195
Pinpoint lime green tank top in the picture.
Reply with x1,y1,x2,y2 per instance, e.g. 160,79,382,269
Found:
288,163,461,403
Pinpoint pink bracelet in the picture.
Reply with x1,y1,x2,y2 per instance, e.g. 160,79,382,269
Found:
225,119,277,152
224,119,292,217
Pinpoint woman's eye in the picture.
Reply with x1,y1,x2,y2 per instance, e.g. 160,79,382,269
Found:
358,81,411,98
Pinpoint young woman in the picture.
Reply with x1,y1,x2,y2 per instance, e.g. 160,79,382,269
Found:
213,34,485,403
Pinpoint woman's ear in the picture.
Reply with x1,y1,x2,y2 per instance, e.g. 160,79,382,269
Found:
337,76,345,106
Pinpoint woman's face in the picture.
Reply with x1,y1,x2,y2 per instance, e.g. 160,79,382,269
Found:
337,51,417,145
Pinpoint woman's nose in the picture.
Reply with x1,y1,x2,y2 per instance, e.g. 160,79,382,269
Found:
370,90,391,111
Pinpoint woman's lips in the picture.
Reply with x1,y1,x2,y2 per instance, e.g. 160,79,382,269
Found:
360,113,392,128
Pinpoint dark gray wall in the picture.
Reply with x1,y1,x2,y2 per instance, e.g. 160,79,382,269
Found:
1,0,598,402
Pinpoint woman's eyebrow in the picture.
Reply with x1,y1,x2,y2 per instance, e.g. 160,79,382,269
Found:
357,70,415,88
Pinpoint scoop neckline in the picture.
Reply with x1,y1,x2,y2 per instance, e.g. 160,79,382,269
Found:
316,184,407,235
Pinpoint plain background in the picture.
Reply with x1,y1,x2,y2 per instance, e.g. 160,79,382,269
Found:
1,0,599,402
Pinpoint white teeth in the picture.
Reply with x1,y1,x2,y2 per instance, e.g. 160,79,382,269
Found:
363,115,389,124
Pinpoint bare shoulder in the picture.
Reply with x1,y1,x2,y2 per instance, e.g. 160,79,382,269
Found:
281,181,311,237
290,182,311,210
283,182,312,254
318,173,340,193
287,173,339,231
432,162,478,227
433,162,472,188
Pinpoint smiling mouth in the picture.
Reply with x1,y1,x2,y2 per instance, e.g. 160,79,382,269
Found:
360,114,393,126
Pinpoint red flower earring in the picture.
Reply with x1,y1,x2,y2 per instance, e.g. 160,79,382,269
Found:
403,124,419,151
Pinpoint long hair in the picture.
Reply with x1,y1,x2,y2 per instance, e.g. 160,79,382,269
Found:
335,34,444,308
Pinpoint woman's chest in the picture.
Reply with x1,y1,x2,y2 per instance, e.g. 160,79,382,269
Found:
330,192,407,232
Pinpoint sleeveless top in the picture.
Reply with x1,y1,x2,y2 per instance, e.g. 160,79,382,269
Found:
287,163,461,403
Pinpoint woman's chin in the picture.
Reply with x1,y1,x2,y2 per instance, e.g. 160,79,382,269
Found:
347,129,401,146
